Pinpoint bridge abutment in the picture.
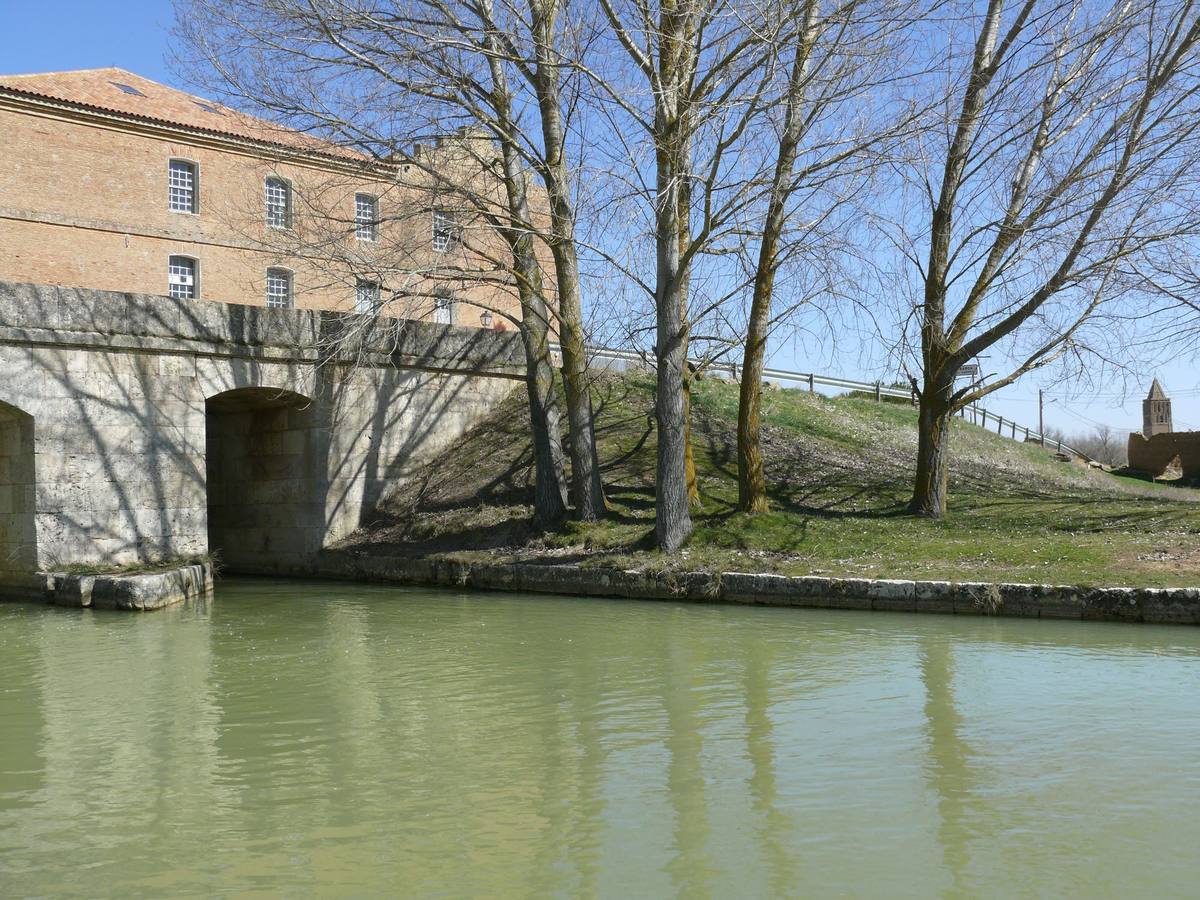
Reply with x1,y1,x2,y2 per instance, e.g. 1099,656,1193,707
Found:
0,281,523,587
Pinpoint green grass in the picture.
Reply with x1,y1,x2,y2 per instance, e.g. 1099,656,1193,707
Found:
52,555,213,577
342,373,1200,588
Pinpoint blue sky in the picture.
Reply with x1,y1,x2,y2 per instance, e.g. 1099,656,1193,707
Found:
3,0,1197,441
1,0,175,83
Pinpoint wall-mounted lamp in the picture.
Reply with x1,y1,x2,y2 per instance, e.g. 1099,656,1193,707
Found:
480,310,494,328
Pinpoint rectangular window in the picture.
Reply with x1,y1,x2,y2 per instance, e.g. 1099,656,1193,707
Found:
265,177,291,229
432,209,461,253
266,268,293,309
355,194,378,241
432,291,455,325
355,279,380,314
168,159,197,213
168,256,197,299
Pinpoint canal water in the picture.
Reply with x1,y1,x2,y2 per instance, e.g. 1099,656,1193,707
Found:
2,579,1199,897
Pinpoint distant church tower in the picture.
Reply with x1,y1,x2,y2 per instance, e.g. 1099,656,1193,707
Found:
1143,379,1173,438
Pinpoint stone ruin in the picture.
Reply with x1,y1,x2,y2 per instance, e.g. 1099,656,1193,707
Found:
1127,380,1200,479
1126,432,1200,479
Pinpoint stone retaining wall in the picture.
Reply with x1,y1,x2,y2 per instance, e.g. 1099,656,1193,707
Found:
317,551,1200,625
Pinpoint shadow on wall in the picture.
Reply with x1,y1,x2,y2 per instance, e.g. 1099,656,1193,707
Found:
0,281,524,583
205,387,330,575
277,309,528,558
0,400,37,581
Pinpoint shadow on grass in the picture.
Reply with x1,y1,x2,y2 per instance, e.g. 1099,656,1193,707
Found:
347,372,1200,560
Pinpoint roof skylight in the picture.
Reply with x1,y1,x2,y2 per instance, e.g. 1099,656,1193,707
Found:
193,100,223,115
110,82,146,97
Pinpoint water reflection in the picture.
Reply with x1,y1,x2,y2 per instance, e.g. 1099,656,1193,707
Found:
0,607,46,814
920,636,978,896
743,638,801,896
2,583,1200,897
660,625,711,896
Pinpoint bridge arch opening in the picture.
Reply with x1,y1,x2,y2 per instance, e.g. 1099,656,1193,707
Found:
205,388,328,573
0,400,37,580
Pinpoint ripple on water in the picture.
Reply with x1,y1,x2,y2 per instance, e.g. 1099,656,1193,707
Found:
1,582,1200,897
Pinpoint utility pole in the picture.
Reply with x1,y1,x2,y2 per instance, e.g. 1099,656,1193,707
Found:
1039,389,1045,446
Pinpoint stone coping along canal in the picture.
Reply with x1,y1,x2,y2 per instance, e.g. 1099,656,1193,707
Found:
34,561,213,610
317,550,1200,625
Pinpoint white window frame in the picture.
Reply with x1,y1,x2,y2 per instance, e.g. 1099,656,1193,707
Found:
167,255,198,300
432,290,455,325
265,176,292,229
432,208,461,253
355,193,378,241
168,158,198,214
355,278,380,314
266,267,294,309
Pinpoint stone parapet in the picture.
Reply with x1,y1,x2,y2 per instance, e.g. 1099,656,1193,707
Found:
0,281,526,378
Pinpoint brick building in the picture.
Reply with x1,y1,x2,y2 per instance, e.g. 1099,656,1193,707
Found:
0,67,525,328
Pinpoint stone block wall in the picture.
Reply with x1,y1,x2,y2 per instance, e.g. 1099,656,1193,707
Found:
206,391,328,573
0,403,37,576
0,281,522,578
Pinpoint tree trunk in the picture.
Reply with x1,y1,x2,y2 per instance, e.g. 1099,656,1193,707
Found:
657,272,693,552
737,264,775,515
736,347,769,512
521,326,569,528
655,123,693,552
736,0,818,514
909,386,953,518
678,198,701,510
650,0,695,552
551,241,607,520
683,369,700,508
528,0,607,521
482,36,567,527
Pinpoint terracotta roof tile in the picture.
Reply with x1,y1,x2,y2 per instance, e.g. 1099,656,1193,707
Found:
0,67,371,164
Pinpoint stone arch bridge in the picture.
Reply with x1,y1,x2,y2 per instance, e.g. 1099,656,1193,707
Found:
0,282,523,597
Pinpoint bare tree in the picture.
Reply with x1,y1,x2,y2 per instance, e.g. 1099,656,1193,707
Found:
735,0,922,513
525,0,609,520
889,0,1200,517
234,133,573,526
172,0,608,526
1085,424,1127,467
596,0,782,550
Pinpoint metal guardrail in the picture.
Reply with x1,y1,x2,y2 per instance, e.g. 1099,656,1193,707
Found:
555,343,1089,462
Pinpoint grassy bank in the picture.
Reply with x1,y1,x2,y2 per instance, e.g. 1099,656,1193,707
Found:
52,555,213,578
339,374,1200,587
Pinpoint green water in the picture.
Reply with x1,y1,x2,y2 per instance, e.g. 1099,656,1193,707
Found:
2,580,1200,897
